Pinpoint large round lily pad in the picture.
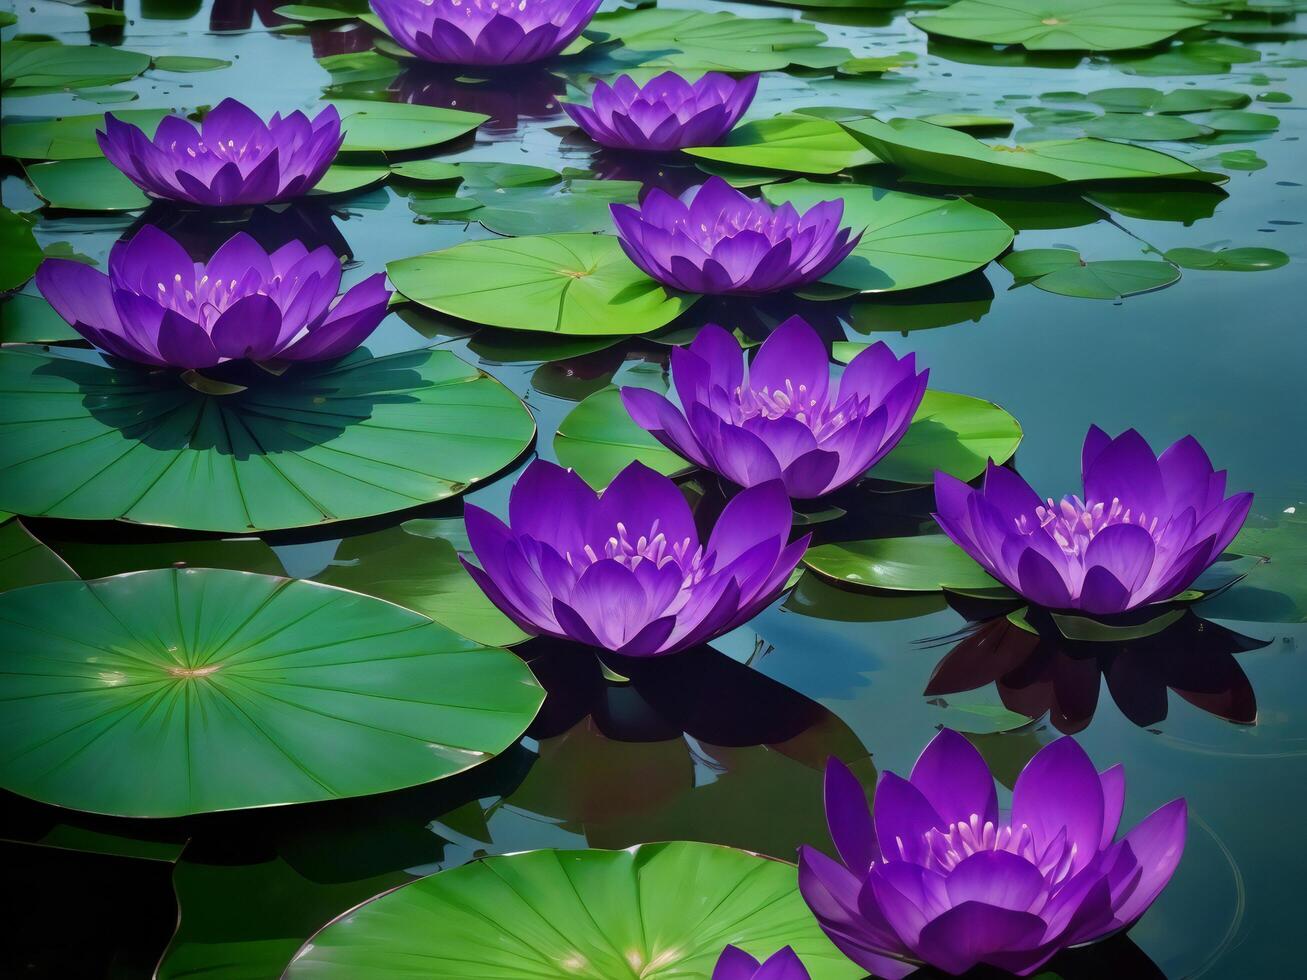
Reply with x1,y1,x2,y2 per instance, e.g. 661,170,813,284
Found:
844,117,1219,188
284,841,861,979
911,0,1215,52
0,567,544,817
762,181,1013,292
387,234,697,336
0,345,534,532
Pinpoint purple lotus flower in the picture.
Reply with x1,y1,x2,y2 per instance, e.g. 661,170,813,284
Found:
713,945,810,980
563,71,758,152
800,729,1187,977
461,459,809,657
621,317,927,498
98,100,343,207
610,177,860,295
371,0,602,66
934,427,1253,616
35,226,390,370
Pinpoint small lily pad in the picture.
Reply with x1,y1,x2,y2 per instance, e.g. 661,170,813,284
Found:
684,114,877,176
866,388,1024,485
2,39,151,91
554,385,694,490
1031,259,1180,299
803,534,1000,592
1163,246,1289,271
332,100,487,153
25,157,151,211
387,234,696,336
0,108,170,161
151,56,231,73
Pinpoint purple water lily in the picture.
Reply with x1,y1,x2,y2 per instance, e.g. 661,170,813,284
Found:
35,226,390,370
563,71,758,152
800,729,1187,977
371,0,602,66
621,317,927,498
934,427,1252,616
610,177,860,295
99,100,343,206
713,945,810,980
461,459,809,657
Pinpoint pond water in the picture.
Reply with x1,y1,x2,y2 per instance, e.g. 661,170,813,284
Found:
2,1,1305,978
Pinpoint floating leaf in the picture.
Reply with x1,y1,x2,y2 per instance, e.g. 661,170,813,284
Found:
151,56,231,73
387,234,696,336
762,181,1013,293
0,208,42,291
920,113,1014,132
1196,514,1307,623
1,39,151,91
1086,87,1250,113
284,841,861,979
928,700,1037,735
554,386,694,490
0,295,81,343
1030,259,1180,299
803,535,1000,592
588,8,837,73
684,115,876,175
1051,607,1186,641
0,345,535,532
1081,113,1212,141
1195,109,1280,132
838,51,918,75
1164,246,1289,271
843,117,1218,187
472,178,643,236
867,389,1024,484
25,157,150,211
0,568,544,817
309,162,391,196
0,518,78,593
1001,247,1083,280
0,108,170,161
1120,40,1262,75
911,0,1216,52
332,100,486,153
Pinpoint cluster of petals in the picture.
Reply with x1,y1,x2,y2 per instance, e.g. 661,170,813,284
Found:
610,177,860,295
713,944,809,980
461,460,808,657
800,729,1187,977
99,100,343,206
563,71,758,151
35,226,390,370
934,427,1252,615
622,317,927,498
371,0,601,66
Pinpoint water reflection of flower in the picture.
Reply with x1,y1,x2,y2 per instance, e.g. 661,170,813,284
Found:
925,611,1265,733
392,65,565,134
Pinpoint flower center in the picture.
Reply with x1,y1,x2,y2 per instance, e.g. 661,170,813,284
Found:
566,520,709,588
918,813,1077,885
731,380,858,442
1014,495,1161,559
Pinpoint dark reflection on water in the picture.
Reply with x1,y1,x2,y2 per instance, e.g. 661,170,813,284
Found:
394,65,566,134
926,612,1266,733
126,201,356,262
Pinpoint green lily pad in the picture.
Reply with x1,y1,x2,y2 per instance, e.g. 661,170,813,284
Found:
911,0,1215,52
1194,148,1267,172
1120,40,1261,75
844,117,1220,187
684,114,877,175
1196,514,1307,623
151,55,230,73
1081,113,1212,141
1163,246,1289,271
1030,259,1181,298
25,157,151,211
309,163,391,196
554,386,694,490
803,534,1000,592
387,234,696,336
284,841,861,979
0,567,544,817
1195,109,1280,132
0,208,43,292
332,100,486,153
762,181,1014,293
391,160,559,188
0,518,78,593
1086,87,1250,113
920,114,1014,132
0,345,535,532
0,295,81,343
587,8,837,74
1,39,151,91
1050,607,1186,641
471,178,643,237
1001,247,1083,280
838,51,918,75
0,108,170,161
928,700,1037,735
